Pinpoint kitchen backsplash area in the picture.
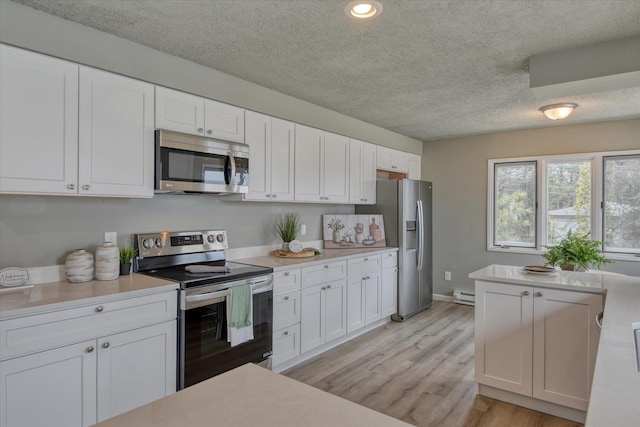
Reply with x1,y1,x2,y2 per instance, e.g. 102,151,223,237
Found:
0,194,353,268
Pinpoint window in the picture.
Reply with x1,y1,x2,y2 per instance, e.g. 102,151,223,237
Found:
494,162,536,248
488,150,640,260
604,154,640,254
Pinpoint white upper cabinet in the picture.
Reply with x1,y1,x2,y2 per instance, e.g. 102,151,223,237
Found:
295,124,349,203
155,86,244,143
0,45,154,198
244,111,295,201
349,139,376,204
78,67,154,197
376,146,409,173
0,44,79,195
407,153,421,180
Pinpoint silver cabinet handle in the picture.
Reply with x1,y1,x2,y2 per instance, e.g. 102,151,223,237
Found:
67,184,75,190
364,258,368,261
197,128,204,133
536,292,543,297
272,194,277,199
102,342,110,349
266,194,272,198
95,306,104,312
283,331,289,336
522,291,530,296
321,286,326,290
284,296,290,301
366,275,370,280
327,285,332,289
324,265,329,269
82,184,90,190
207,129,212,134
86,346,94,353
596,312,604,330
284,271,290,276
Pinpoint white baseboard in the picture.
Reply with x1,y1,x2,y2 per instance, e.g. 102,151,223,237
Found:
433,293,454,302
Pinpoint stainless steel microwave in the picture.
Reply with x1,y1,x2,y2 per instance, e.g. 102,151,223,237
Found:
155,129,249,194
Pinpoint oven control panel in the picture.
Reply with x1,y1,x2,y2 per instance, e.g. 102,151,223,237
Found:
135,230,228,258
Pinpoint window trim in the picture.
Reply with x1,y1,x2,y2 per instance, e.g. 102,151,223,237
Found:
487,149,640,262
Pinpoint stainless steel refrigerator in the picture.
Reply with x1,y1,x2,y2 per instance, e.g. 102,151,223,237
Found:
356,179,432,321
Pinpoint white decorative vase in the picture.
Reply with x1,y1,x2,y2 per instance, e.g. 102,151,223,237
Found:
95,242,119,281
66,249,94,283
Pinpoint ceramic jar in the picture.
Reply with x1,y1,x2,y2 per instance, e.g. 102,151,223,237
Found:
65,249,94,283
95,242,119,281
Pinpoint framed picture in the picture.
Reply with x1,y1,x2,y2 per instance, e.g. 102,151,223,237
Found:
322,214,386,249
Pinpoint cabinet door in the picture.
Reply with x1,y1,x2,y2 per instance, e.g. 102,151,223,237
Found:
322,132,350,203
97,320,176,423
0,45,79,195
273,324,301,366
78,67,154,197
407,154,421,180
324,279,347,342
347,278,365,333
361,141,377,204
155,86,204,135
301,283,324,353
0,340,97,427
364,273,382,325
203,98,244,143
273,290,301,331
532,289,603,410
376,146,394,171
392,150,409,173
245,110,271,200
273,269,301,294
270,117,295,201
349,139,364,204
381,267,398,317
475,281,533,396
294,124,323,202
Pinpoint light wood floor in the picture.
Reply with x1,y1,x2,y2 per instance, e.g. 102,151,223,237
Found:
284,300,582,427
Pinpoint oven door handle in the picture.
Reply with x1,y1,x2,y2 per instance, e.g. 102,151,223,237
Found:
185,289,229,304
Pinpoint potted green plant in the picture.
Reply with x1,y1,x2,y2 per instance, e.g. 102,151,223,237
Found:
275,212,301,251
119,247,137,276
542,230,612,271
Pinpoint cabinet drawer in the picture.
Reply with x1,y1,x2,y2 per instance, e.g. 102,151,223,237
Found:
273,269,301,294
0,290,177,360
273,324,301,366
273,290,301,331
348,255,381,279
381,252,398,269
302,261,347,287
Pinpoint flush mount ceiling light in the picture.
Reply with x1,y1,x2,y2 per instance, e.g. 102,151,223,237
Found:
345,1,383,20
539,103,578,120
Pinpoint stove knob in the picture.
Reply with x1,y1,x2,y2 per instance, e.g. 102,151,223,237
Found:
216,234,225,243
142,239,153,250
155,238,164,248
207,235,215,244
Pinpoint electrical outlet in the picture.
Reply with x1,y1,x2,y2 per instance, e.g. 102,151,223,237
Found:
300,224,306,236
104,232,117,244
445,271,451,281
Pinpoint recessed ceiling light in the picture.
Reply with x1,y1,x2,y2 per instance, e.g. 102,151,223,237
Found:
345,1,383,20
539,103,578,120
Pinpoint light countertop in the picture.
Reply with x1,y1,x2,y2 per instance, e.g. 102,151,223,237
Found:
94,363,413,427
0,274,178,319
469,264,640,427
236,247,398,271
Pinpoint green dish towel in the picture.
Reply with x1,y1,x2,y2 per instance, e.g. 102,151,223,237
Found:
229,284,252,328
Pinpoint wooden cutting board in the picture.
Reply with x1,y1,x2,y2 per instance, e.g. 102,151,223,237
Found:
273,249,317,258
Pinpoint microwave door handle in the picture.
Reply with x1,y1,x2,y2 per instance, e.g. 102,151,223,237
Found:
225,152,237,186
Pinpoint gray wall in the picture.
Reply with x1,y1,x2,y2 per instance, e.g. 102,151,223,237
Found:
422,118,640,296
0,195,352,267
0,1,421,154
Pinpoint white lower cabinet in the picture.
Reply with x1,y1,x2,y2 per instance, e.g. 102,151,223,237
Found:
381,251,398,317
300,279,347,354
347,255,382,333
273,324,301,367
475,280,603,412
0,291,177,427
272,269,302,366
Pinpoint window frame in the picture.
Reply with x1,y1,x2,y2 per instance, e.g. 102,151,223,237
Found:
487,149,639,262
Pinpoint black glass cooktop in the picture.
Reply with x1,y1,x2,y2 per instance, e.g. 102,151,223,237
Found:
143,260,272,289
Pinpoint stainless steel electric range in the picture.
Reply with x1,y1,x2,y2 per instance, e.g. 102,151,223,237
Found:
133,230,273,389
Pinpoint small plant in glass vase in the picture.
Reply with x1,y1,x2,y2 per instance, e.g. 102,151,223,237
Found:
542,230,612,271
275,212,301,251
119,247,137,276
328,218,345,244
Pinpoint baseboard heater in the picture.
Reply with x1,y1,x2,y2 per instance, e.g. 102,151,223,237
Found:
453,290,475,306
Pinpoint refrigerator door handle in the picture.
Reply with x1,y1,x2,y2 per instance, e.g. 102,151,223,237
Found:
417,199,424,270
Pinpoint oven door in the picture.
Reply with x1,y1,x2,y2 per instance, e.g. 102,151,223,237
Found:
155,130,248,194
179,277,273,389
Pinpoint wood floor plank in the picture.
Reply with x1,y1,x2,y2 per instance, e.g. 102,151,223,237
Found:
284,300,582,427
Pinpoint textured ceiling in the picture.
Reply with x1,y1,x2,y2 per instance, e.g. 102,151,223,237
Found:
11,0,640,141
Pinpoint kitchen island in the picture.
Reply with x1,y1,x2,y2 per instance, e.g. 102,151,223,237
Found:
94,362,413,427
469,265,640,427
